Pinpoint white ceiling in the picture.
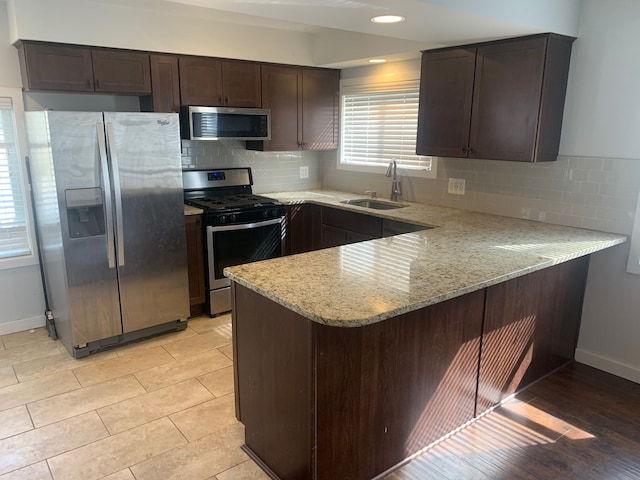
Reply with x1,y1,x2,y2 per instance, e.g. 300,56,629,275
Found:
17,0,580,68
155,0,581,66
163,0,581,44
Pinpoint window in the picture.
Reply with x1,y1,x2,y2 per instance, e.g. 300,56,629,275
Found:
339,80,436,178
0,89,34,267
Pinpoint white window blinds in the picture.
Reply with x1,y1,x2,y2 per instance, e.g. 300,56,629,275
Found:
340,80,434,175
0,95,32,260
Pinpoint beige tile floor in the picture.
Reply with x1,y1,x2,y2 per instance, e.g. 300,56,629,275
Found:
0,314,270,480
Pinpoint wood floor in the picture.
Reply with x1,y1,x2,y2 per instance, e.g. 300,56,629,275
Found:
384,362,640,480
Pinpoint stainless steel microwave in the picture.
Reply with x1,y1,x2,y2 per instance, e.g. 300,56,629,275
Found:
180,106,271,141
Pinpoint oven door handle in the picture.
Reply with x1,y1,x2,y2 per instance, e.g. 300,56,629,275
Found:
209,217,283,232
206,216,284,288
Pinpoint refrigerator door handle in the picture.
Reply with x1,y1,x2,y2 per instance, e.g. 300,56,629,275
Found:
97,123,116,269
105,122,125,267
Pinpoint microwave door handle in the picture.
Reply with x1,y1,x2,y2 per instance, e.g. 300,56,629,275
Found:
97,123,116,269
105,122,125,267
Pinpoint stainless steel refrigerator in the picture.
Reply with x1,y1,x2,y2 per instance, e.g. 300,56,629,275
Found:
26,111,189,358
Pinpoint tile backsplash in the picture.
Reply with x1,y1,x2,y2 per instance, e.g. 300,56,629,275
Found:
180,140,640,236
181,139,322,194
321,152,640,236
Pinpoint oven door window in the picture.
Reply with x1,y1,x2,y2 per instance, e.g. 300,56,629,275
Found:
210,220,282,285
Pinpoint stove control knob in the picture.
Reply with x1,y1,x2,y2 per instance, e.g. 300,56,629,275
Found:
271,209,280,218
263,210,269,218
218,215,227,224
229,214,237,223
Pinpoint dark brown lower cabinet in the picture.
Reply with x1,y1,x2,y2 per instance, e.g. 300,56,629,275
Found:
284,204,320,255
232,257,590,479
185,214,206,316
285,204,383,254
233,284,483,480
476,256,589,413
314,291,484,480
319,206,382,249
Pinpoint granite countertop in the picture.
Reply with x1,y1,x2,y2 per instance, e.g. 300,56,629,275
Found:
224,190,627,328
184,204,203,216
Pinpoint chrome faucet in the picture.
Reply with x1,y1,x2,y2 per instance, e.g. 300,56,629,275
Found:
385,160,402,202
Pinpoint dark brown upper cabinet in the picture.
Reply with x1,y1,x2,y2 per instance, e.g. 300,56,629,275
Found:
147,54,181,113
302,68,340,150
222,60,262,108
416,48,476,159
250,64,302,151
247,65,339,152
91,50,151,94
178,57,261,108
18,42,151,95
18,43,95,92
417,33,575,163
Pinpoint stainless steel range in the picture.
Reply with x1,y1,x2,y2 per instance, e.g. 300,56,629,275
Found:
183,168,285,316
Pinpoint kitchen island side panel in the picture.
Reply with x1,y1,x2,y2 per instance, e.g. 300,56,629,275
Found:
477,256,590,414
233,281,485,480
314,289,485,479
232,283,313,480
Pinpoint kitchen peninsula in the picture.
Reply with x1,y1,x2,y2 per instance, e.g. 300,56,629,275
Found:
225,191,626,480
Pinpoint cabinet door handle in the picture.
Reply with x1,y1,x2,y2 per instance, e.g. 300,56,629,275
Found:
218,95,223,104
95,79,101,89
224,96,229,105
87,79,93,89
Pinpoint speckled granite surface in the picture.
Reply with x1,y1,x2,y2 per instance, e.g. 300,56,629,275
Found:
184,204,203,216
224,190,627,327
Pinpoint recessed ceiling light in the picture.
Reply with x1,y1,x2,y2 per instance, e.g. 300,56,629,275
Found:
368,59,387,64
371,15,405,24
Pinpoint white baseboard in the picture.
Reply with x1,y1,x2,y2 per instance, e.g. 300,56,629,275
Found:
0,315,46,336
575,348,640,384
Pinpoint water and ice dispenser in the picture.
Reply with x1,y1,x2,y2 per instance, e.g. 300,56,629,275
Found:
65,188,106,238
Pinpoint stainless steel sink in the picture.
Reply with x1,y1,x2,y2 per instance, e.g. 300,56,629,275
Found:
341,198,408,210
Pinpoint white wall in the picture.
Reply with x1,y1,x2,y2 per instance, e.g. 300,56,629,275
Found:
568,0,640,383
8,0,584,69
0,0,19,87
0,0,46,334
323,0,640,383
2,0,640,381
0,0,324,335
9,0,316,65
559,0,640,159
423,0,581,35
578,244,640,384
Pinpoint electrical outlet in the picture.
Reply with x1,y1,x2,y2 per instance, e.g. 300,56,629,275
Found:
299,166,309,179
448,178,466,195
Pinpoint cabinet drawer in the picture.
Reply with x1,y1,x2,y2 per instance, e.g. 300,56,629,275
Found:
321,207,382,238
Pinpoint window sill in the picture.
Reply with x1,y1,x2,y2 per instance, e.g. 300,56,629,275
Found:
0,253,39,271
